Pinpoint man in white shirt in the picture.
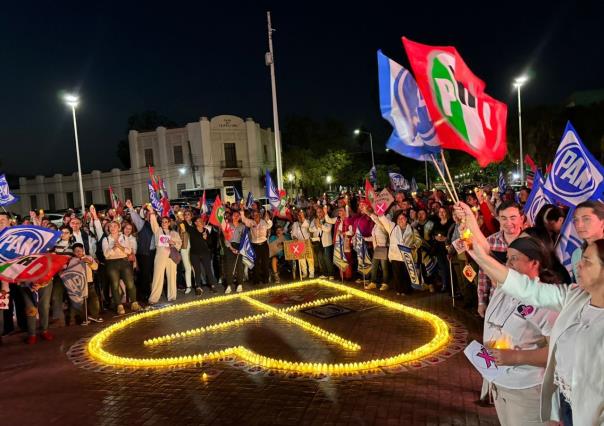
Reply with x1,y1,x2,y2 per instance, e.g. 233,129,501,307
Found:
241,209,273,284
70,216,92,255
291,209,314,279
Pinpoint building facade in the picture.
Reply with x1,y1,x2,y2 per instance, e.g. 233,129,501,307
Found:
13,115,276,215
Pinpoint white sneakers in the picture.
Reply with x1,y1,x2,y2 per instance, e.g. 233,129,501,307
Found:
225,286,232,294
185,287,192,294
117,304,125,315
236,285,243,293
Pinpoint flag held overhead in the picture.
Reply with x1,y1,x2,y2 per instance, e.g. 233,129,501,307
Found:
402,37,507,167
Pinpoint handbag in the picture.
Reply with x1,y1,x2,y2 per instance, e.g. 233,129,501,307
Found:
169,246,182,264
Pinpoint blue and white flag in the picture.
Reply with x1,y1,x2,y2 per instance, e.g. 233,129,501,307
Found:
377,50,441,161
523,171,552,226
147,180,162,212
245,191,255,210
0,174,19,206
59,257,88,310
239,227,256,269
265,170,281,211
354,228,372,276
369,166,377,185
410,177,418,193
498,170,507,195
543,122,604,207
388,172,410,191
556,208,583,277
233,187,243,205
0,225,61,263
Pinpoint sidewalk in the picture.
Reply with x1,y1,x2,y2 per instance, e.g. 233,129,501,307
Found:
0,284,497,425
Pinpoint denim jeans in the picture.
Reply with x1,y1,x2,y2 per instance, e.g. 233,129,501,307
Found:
370,257,389,284
323,245,334,277
106,259,136,308
20,283,53,336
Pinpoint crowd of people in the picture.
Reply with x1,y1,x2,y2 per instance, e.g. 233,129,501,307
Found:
1,181,602,425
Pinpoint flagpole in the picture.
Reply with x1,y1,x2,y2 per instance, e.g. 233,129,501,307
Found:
425,160,429,188
439,150,460,203
232,253,241,277
429,155,456,203
266,11,284,190
448,259,455,308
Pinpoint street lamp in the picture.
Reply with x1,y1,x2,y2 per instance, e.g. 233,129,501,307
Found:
286,172,295,197
326,175,333,192
513,75,528,185
354,129,375,169
63,93,85,214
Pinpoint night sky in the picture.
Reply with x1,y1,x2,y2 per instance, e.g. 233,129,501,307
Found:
2,0,602,176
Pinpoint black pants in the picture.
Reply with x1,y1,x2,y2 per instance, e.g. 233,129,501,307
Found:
4,283,26,334
136,252,154,301
252,242,270,284
190,252,216,287
391,260,413,294
223,243,244,287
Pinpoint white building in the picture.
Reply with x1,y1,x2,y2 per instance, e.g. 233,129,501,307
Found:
13,115,276,215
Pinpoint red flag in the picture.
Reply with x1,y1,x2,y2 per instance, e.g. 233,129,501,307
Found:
209,196,224,227
0,254,70,284
365,179,376,210
402,37,507,167
148,166,159,191
524,154,538,173
161,197,171,217
199,190,207,214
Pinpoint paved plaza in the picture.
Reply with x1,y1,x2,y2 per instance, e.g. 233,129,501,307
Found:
0,281,497,425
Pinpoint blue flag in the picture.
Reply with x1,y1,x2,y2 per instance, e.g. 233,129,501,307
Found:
147,180,162,212
234,187,242,205
543,122,604,207
377,50,441,161
410,177,418,193
0,225,61,263
369,166,377,185
354,228,371,276
239,227,256,269
245,191,255,210
498,170,507,195
388,172,410,191
556,208,583,277
0,174,19,207
265,170,281,211
523,171,552,226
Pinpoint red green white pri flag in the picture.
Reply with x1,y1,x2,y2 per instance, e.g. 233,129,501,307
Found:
209,195,225,227
402,37,507,167
0,253,70,284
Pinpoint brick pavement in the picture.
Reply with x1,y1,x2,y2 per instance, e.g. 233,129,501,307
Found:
0,282,498,426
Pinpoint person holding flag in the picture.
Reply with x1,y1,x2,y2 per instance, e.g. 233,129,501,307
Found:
290,209,314,279
569,201,604,280
147,205,182,304
183,214,217,295
221,209,246,294
369,207,422,296
126,200,156,303
460,203,604,426
241,209,273,285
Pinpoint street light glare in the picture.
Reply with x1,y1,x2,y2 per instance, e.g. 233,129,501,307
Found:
64,93,80,107
326,175,333,183
179,167,186,175
353,129,361,135
513,75,528,87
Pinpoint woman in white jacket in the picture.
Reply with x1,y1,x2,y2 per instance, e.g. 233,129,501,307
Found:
371,210,422,296
147,206,182,304
458,202,604,426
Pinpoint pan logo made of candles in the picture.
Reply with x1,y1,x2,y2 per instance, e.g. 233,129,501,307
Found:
87,279,450,375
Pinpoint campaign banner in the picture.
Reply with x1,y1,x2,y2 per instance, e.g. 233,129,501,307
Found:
374,188,395,215
59,258,88,310
0,253,70,284
284,240,312,261
543,122,604,206
464,340,504,382
0,225,61,263
398,244,420,287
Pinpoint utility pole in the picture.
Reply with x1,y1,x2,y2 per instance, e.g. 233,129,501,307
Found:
266,11,284,190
